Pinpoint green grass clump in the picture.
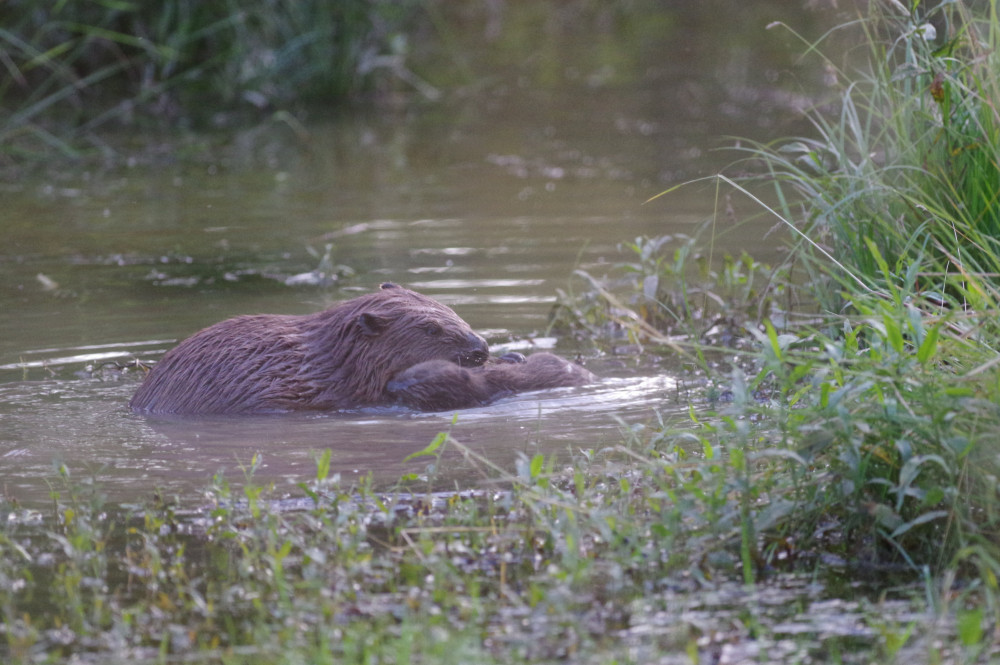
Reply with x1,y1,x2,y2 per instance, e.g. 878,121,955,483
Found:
743,0,1000,298
550,228,790,353
558,233,1000,576
735,1,1000,588
550,0,1000,630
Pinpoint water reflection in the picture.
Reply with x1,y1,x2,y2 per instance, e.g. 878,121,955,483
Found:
0,340,172,372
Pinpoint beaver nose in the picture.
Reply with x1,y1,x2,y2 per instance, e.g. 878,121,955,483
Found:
460,333,489,367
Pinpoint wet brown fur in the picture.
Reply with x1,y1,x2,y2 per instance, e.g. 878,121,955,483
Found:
130,284,489,414
386,352,595,411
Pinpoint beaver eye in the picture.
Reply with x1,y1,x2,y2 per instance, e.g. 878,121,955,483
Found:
423,321,444,337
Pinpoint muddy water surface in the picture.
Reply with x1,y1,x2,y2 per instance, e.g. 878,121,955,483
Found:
0,1,837,504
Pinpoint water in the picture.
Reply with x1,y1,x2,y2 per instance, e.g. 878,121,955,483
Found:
0,1,838,505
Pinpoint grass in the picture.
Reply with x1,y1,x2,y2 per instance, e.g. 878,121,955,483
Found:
0,1,422,160
4,434,990,664
736,0,1000,301
560,228,1000,574
732,0,1000,590
550,0,1000,646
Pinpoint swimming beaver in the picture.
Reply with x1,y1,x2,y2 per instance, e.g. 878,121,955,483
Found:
130,283,489,414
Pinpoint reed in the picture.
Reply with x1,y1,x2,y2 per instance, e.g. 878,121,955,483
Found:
740,0,1000,303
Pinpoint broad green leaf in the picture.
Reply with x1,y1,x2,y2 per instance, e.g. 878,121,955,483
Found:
882,311,904,354
316,448,332,481
916,322,939,364
404,431,448,462
530,453,544,478
957,608,984,646
890,510,948,538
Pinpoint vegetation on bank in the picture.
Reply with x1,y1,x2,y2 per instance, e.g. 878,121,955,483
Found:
556,0,1000,626
742,0,1000,581
1,434,989,664
4,0,1000,663
0,1,420,160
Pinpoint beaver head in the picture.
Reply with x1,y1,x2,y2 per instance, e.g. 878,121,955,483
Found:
297,283,489,408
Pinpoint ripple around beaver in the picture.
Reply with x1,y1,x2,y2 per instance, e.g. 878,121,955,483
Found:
0,362,686,506
388,374,679,421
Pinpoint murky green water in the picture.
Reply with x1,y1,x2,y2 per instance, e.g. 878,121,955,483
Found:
0,2,837,504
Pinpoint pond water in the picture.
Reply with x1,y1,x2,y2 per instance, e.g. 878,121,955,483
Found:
0,1,838,505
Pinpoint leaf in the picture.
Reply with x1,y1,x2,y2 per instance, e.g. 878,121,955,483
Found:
922,486,945,508
890,510,949,538
297,482,318,503
650,523,669,539
730,446,746,473
897,454,950,501
868,502,903,531
403,432,448,462
529,453,544,478
275,539,293,560
957,608,984,646
915,322,939,364
702,438,715,460
753,448,809,466
882,311,904,354
753,497,798,531
763,319,784,361
316,448,332,482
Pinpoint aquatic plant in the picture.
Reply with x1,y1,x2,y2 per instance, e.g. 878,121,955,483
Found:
727,0,1000,586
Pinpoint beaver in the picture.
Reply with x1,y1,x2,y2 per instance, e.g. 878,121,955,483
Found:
130,283,489,414
386,351,596,411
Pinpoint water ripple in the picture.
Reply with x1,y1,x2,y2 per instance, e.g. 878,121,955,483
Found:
0,369,681,505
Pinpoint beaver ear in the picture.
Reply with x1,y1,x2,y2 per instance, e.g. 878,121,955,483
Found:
357,312,390,336
379,282,399,290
